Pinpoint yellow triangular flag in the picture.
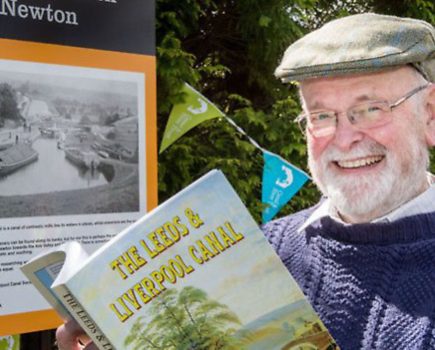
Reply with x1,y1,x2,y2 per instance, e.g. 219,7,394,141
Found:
160,83,224,153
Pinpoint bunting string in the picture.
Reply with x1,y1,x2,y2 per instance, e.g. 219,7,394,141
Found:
223,116,265,152
223,115,311,180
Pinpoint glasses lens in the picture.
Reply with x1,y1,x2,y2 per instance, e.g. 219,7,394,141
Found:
348,101,391,128
308,111,336,137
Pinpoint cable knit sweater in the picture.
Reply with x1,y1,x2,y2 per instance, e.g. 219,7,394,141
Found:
262,207,435,350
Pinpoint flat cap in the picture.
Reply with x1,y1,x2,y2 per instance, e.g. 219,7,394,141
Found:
275,13,435,82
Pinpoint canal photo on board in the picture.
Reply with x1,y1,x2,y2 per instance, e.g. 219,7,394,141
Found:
0,59,146,218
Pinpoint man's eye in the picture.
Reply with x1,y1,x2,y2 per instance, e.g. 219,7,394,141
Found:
315,113,332,121
367,106,381,112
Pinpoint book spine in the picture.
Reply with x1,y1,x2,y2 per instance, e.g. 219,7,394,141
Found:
54,284,115,350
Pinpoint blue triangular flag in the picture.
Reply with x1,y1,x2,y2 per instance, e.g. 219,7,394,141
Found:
262,151,309,223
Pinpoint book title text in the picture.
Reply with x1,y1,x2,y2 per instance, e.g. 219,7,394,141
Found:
108,207,246,323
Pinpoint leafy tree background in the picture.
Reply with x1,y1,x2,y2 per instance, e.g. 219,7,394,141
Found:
157,0,435,222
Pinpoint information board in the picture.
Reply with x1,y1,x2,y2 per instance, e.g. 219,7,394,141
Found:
0,0,157,335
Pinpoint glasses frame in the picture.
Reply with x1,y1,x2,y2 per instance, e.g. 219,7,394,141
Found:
295,83,431,136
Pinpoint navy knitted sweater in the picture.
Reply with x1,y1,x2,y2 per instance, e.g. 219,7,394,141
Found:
262,207,435,350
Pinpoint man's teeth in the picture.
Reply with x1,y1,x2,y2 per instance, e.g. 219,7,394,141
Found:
337,156,383,169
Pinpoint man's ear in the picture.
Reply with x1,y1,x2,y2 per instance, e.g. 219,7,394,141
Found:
424,83,435,146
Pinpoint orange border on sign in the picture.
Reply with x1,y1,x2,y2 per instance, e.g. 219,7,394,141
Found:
0,38,157,335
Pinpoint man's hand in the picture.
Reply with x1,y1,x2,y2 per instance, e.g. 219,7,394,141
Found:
55,319,98,350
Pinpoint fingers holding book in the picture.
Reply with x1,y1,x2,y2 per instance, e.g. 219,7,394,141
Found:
56,319,97,350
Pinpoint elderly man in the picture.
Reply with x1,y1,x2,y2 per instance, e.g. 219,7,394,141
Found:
264,12,435,350
56,13,434,350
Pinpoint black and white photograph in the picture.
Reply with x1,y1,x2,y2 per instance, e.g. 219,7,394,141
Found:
0,59,145,218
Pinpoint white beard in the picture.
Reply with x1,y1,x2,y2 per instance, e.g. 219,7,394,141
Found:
308,137,429,222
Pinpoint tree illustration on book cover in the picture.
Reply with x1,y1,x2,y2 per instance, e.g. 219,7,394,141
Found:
124,287,245,350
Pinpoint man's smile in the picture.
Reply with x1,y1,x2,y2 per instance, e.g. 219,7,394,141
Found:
334,155,385,169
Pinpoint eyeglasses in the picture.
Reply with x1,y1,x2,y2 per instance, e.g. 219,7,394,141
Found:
296,83,430,138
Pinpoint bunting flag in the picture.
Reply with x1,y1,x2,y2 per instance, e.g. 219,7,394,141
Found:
159,83,225,153
262,151,310,223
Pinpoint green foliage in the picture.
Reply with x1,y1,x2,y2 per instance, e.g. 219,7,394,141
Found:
368,0,434,24
124,287,245,350
156,0,435,222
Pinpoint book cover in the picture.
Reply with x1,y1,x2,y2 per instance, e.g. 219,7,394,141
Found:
24,170,338,350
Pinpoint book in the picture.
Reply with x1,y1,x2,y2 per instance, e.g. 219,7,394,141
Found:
22,170,338,350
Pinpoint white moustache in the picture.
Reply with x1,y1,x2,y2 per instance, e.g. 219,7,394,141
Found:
321,141,387,164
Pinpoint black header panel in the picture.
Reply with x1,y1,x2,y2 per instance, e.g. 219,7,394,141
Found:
0,0,155,55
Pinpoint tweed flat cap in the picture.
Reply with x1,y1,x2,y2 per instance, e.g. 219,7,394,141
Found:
275,13,435,82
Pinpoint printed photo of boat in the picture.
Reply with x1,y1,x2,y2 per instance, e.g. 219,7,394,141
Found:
0,59,145,218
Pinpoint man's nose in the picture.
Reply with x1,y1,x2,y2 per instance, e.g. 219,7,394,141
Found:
331,115,364,151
